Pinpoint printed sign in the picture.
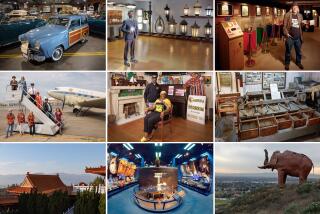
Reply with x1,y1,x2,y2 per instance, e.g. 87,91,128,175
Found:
187,95,206,125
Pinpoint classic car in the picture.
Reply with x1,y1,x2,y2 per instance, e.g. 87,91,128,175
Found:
18,15,89,62
0,14,46,47
88,15,105,36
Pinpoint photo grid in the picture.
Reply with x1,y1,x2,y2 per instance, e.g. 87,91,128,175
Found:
0,0,319,214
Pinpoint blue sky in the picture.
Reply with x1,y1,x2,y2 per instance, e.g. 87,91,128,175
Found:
0,144,105,175
0,72,106,101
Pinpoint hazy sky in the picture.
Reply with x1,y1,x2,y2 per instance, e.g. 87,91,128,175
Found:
0,72,106,101
0,144,105,175
216,143,320,175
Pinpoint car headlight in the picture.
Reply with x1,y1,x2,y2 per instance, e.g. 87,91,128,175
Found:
34,41,41,50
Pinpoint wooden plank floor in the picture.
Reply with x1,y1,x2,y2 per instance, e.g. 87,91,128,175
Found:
108,35,213,70
108,117,213,142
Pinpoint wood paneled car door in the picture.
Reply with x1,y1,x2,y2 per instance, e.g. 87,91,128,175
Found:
68,18,89,47
68,19,82,46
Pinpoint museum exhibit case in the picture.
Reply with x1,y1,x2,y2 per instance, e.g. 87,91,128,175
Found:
215,1,320,70
215,72,320,142
107,143,213,214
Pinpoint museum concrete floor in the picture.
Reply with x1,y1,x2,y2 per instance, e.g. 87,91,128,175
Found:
107,35,213,70
108,185,213,214
0,35,105,70
244,28,320,70
108,117,213,142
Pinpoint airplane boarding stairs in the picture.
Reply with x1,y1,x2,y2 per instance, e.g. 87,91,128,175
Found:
5,86,60,135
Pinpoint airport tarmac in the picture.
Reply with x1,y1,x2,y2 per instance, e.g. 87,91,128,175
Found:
0,106,106,142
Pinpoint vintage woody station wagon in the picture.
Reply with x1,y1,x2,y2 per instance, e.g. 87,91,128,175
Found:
18,15,89,62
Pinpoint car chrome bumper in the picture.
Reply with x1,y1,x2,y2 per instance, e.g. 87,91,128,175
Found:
21,47,46,62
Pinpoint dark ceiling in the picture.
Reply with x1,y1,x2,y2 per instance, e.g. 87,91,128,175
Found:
108,143,213,166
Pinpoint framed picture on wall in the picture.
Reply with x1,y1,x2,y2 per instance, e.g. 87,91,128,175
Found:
216,2,233,16
262,72,286,90
256,6,261,16
245,72,262,85
274,8,277,17
241,5,249,17
203,76,212,85
266,7,270,16
277,9,281,16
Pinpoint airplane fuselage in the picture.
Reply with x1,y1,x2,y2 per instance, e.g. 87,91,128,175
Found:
48,87,105,111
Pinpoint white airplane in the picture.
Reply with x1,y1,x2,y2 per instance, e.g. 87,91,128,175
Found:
48,87,105,115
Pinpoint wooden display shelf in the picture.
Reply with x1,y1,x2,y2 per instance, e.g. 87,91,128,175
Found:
242,124,320,142
239,118,259,140
302,110,320,126
276,113,292,130
180,15,213,19
139,32,212,42
258,116,278,137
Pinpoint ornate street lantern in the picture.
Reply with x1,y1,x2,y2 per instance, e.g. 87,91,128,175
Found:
184,4,189,16
191,21,200,37
205,5,213,16
168,17,177,34
204,20,212,38
194,0,202,16
180,19,188,35
164,4,170,21
155,16,165,34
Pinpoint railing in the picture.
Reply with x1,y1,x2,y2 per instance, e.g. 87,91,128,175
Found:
63,206,74,214
133,186,183,212
6,85,62,126
73,184,105,194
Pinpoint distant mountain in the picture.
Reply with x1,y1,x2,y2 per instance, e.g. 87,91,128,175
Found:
0,173,102,186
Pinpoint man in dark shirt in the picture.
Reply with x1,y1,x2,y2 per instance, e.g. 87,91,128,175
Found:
10,76,18,90
283,2,304,70
121,10,138,67
43,98,53,121
144,75,160,107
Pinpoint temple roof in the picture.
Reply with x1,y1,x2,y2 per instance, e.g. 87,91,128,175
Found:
85,166,106,176
7,173,68,195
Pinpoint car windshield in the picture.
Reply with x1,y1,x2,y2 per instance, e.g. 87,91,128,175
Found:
48,17,69,27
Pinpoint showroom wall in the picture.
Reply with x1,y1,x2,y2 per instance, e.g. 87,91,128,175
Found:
136,0,212,37
215,3,284,31
241,72,302,94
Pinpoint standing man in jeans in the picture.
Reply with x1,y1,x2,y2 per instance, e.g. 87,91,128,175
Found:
283,2,304,70
6,109,15,138
121,10,138,67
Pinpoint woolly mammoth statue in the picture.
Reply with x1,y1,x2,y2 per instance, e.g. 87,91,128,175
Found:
258,150,313,188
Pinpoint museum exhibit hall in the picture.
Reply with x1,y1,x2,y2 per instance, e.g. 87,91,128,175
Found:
107,72,213,142
107,143,213,214
216,72,320,142
0,0,106,70
215,0,320,70
107,0,213,70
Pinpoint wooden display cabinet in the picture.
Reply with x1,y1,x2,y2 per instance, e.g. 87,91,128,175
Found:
258,116,278,137
239,118,259,140
276,113,293,130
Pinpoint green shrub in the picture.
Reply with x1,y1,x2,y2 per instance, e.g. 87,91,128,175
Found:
297,183,313,194
302,201,320,213
284,203,300,214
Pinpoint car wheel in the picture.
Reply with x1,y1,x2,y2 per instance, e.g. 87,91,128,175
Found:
52,46,63,61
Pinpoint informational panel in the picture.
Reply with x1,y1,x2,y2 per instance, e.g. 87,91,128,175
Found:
245,72,262,85
187,95,206,125
262,72,286,90
221,21,243,39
